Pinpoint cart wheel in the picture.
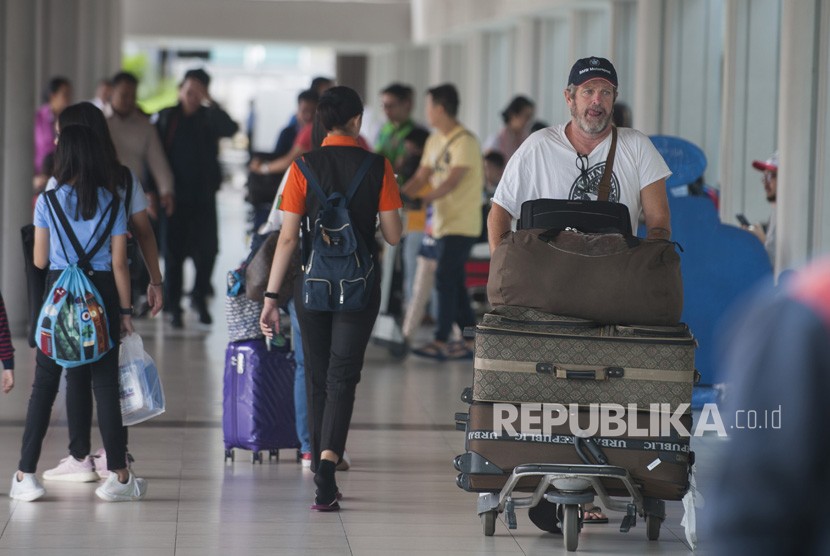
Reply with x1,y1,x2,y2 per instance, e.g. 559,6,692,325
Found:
252,451,262,464
224,449,234,462
269,449,279,461
562,504,579,552
480,510,497,537
646,514,662,541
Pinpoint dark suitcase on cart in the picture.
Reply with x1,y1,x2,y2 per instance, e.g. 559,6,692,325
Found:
223,339,299,463
517,198,633,235
472,306,697,413
454,401,693,500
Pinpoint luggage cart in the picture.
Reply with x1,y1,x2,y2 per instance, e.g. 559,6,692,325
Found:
475,462,666,552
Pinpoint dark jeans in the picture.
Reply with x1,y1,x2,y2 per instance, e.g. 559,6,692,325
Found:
164,201,219,312
434,235,477,342
18,271,127,473
295,280,381,471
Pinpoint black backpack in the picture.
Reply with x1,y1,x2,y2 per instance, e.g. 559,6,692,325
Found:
295,154,376,312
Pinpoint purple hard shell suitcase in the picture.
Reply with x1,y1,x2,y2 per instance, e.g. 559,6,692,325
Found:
223,339,299,457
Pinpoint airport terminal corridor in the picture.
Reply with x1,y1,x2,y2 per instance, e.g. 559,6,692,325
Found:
0,186,717,555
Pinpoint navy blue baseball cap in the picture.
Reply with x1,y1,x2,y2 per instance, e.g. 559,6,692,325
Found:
568,57,618,88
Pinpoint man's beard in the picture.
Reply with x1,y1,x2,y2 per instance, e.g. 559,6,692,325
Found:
570,103,612,135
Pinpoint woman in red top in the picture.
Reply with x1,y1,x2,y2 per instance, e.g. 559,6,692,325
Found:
260,86,402,511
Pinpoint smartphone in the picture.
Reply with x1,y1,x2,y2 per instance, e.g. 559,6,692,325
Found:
736,214,751,227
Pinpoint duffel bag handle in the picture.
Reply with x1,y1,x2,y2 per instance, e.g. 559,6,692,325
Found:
554,365,625,381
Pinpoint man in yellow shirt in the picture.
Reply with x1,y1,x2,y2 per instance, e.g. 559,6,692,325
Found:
402,84,483,360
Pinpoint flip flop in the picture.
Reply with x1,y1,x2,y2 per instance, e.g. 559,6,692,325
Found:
582,505,609,524
411,342,448,361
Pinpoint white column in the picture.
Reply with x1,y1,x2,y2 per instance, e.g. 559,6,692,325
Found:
717,0,742,225
632,0,663,135
1,0,38,330
513,17,538,98
775,0,821,272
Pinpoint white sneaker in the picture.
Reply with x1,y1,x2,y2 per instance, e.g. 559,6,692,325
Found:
42,455,99,483
95,471,147,502
9,473,46,502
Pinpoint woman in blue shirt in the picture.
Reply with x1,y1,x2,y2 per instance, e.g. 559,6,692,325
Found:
10,125,147,502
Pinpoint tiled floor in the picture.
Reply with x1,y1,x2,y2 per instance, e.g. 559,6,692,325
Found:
0,186,719,555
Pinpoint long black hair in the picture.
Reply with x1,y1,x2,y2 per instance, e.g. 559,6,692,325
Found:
53,125,110,220
58,102,126,191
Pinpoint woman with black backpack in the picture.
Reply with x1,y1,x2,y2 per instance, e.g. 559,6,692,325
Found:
259,86,402,511
10,124,147,502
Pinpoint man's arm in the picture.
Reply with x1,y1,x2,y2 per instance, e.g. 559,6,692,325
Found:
206,104,239,138
421,167,468,204
640,178,671,240
400,166,433,198
487,202,512,256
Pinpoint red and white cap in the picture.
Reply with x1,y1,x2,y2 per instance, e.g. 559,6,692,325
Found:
752,151,778,172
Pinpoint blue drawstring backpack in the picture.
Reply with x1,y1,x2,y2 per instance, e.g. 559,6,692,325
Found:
295,154,377,312
35,190,119,368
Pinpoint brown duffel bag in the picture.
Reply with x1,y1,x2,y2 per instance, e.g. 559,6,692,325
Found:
487,229,683,325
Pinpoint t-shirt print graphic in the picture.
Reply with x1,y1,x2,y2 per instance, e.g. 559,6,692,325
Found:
568,161,620,202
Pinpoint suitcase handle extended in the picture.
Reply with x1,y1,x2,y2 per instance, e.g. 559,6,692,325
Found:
553,365,625,381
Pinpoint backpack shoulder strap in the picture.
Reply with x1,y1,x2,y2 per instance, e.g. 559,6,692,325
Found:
597,126,618,202
46,190,85,260
78,195,120,268
295,157,328,206
44,191,74,262
47,190,120,267
345,153,378,205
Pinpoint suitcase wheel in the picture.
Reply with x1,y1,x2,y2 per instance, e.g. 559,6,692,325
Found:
269,449,279,461
224,449,234,463
646,514,662,541
480,510,497,536
252,451,263,464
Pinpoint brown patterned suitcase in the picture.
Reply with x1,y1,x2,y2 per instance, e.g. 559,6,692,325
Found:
454,401,693,500
472,306,697,413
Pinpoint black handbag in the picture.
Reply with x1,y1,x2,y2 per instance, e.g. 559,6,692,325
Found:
517,199,632,236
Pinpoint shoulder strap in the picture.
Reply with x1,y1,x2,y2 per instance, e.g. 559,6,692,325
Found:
345,153,377,205
597,126,618,202
46,190,119,267
435,129,473,168
295,157,328,206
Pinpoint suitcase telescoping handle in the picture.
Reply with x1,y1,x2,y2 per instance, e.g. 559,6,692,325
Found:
541,365,625,381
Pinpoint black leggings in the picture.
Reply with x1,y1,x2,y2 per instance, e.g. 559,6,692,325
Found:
18,271,127,473
296,280,380,472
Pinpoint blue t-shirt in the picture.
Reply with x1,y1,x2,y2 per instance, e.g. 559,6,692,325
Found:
33,186,128,271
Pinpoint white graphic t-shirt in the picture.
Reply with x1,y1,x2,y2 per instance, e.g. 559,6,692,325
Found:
492,123,671,232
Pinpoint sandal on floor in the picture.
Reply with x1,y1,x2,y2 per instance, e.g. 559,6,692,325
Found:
411,342,449,361
582,505,609,524
446,344,474,360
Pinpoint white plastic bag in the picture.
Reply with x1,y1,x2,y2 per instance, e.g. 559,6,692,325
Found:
681,463,704,550
118,334,165,426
